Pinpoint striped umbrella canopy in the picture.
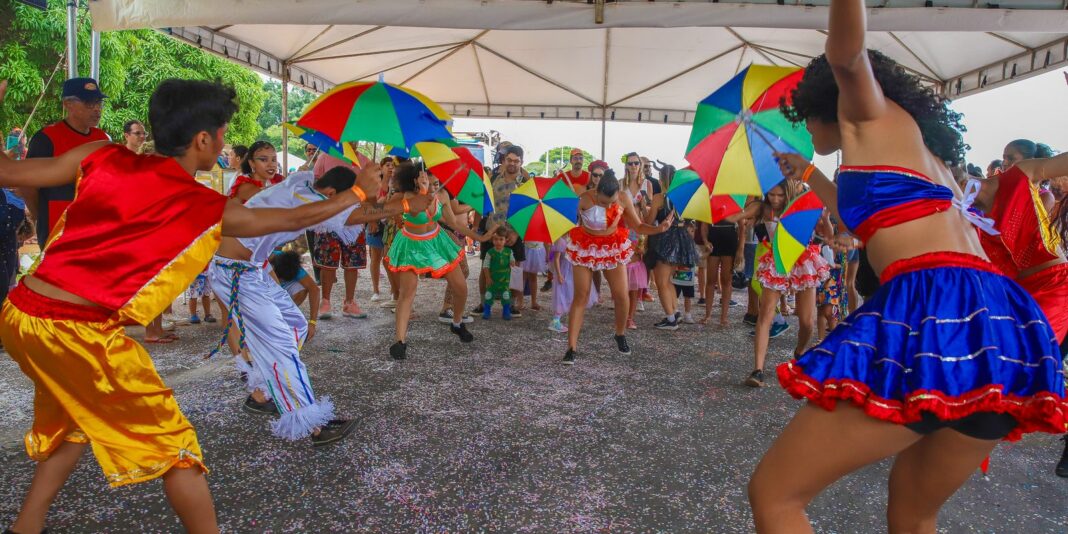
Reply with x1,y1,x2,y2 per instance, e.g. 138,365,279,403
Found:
685,64,813,197
296,81,452,149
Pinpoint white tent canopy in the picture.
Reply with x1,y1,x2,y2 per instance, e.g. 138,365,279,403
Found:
89,0,1068,125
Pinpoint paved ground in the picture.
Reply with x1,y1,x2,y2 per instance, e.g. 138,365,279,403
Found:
0,268,1065,533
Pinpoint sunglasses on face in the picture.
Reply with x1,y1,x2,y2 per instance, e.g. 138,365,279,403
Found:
591,172,604,178
626,161,641,166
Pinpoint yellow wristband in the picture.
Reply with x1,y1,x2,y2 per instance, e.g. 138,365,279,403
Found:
801,164,816,183
308,319,317,325
351,186,367,202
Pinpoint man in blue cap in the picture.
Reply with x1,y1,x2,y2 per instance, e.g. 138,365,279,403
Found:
19,77,111,247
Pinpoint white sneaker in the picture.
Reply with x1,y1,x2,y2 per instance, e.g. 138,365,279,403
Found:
683,313,696,324
381,299,397,309
370,292,384,302
637,301,645,312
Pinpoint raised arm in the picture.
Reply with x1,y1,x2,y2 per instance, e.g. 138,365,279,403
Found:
826,0,887,123
776,152,841,222
0,140,108,188
1014,153,1068,187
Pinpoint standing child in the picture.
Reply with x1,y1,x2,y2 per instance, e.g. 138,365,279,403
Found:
549,236,596,333
672,223,700,324
186,269,217,324
816,243,843,341
482,228,515,320
626,234,649,329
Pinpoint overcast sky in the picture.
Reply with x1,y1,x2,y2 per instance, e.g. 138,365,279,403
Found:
453,68,1068,177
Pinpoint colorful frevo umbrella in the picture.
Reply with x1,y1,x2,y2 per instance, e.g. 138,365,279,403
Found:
418,141,495,216
284,122,364,167
296,81,452,149
685,64,814,197
387,137,458,159
772,190,825,275
506,177,579,244
666,167,748,224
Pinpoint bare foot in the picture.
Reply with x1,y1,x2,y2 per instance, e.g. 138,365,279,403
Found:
531,304,542,311
719,317,729,327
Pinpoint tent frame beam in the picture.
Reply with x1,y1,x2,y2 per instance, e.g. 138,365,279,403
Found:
607,44,744,108
473,41,601,106
400,30,491,85
290,26,385,62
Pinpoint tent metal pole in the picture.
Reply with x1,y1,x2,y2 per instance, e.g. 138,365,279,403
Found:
600,112,607,160
90,31,101,81
66,1,78,78
281,68,289,174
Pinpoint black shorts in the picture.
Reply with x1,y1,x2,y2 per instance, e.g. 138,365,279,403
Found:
706,224,739,257
904,411,1018,441
674,284,695,299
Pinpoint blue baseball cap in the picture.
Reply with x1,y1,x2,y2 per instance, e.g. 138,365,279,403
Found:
61,77,107,101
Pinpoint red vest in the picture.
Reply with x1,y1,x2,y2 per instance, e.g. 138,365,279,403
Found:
37,121,111,238
34,145,227,325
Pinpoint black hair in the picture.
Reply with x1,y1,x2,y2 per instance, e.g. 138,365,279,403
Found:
965,163,984,179
231,145,248,160
122,119,143,134
625,152,639,161
240,140,275,175
1006,139,1056,160
394,161,420,192
269,251,303,283
854,248,881,299
379,157,394,166
313,166,356,191
596,168,620,198
505,145,524,161
988,159,1003,172
148,79,238,157
782,50,968,166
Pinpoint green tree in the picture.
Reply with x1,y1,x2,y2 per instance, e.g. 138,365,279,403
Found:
527,146,596,177
256,80,320,160
0,3,266,144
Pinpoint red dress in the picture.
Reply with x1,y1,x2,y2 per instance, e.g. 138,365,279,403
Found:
979,166,1068,341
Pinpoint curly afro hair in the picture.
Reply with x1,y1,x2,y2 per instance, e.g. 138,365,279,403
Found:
781,49,968,166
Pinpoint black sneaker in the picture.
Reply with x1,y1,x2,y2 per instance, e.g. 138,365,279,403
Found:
654,317,680,331
541,280,552,292
390,341,407,360
1056,436,1068,478
471,303,484,314
561,348,576,365
450,323,474,343
744,369,766,388
698,298,706,305
614,335,632,355
674,311,683,322
242,395,279,416
511,308,523,318
743,313,758,326
311,419,357,447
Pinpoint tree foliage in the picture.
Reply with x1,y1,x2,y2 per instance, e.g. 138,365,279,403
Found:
526,146,596,177
0,2,265,144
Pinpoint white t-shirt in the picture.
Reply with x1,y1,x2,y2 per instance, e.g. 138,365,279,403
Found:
237,171,363,264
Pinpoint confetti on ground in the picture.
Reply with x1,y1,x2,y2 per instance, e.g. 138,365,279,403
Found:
0,272,1065,532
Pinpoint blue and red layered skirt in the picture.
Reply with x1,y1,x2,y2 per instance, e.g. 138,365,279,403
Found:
778,251,1068,441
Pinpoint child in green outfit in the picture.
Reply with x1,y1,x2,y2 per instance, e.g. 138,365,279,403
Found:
482,228,515,320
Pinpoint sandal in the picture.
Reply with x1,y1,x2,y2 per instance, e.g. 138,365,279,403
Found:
144,337,177,344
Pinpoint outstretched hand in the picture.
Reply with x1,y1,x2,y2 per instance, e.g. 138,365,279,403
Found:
354,163,383,199
774,152,811,181
658,213,675,233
